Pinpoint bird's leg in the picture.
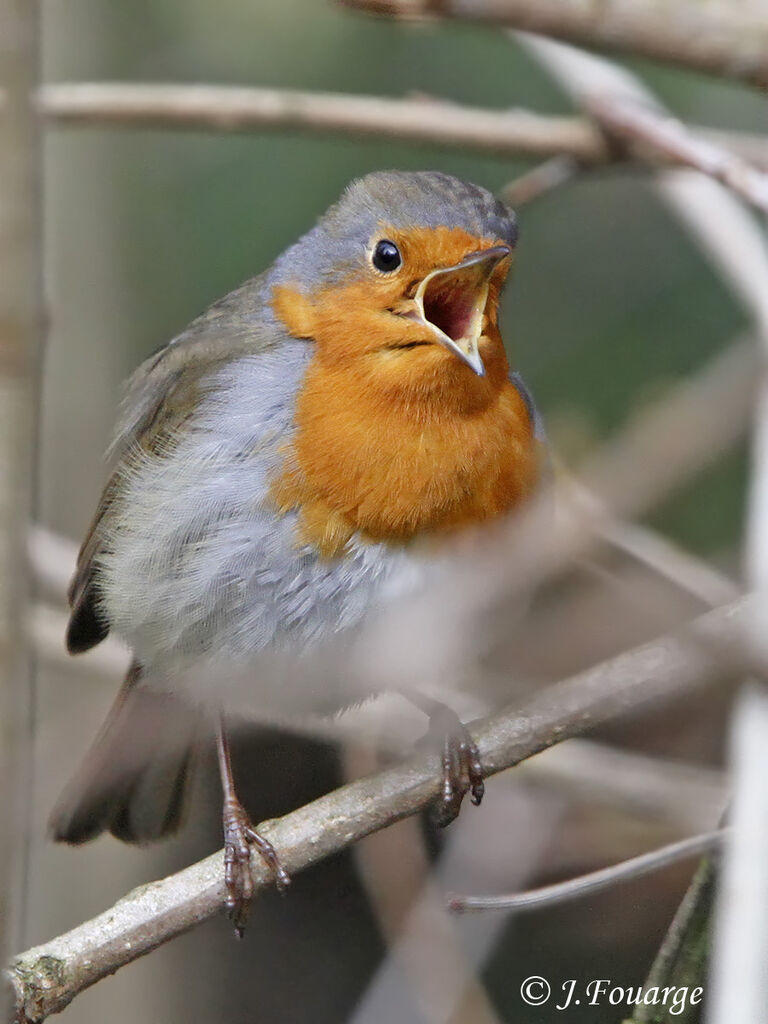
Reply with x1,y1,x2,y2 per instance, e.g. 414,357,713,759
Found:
404,693,485,828
216,719,290,937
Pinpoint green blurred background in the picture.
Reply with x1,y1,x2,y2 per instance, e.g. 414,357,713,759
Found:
31,1,766,1021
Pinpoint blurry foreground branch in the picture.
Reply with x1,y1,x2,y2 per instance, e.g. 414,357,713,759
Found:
8,594,754,1022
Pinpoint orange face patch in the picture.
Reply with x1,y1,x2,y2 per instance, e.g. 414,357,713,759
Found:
270,225,538,556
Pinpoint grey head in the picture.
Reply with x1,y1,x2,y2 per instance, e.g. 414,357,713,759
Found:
270,170,517,293
113,172,516,447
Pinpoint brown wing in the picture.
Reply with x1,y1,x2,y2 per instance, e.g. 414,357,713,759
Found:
66,475,122,652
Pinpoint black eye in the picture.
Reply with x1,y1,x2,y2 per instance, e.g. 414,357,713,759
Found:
372,239,402,273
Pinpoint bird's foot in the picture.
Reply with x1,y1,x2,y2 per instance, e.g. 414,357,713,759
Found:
428,706,485,828
222,798,290,937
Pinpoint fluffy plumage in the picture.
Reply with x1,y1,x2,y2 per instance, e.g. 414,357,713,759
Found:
53,170,541,846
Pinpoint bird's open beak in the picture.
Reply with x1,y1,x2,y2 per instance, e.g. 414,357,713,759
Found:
404,245,511,377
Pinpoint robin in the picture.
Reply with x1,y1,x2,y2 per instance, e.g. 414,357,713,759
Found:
50,170,542,933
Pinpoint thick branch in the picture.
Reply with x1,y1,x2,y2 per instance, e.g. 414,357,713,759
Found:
7,595,753,1022
342,0,768,88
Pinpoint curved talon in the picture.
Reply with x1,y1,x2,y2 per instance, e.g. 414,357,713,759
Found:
223,800,290,937
217,720,291,937
428,710,485,828
244,825,291,892
467,744,485,806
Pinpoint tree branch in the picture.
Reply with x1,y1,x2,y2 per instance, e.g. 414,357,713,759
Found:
341,0,768,88
34,83,610,162
588,96,768,216
7,595,754,1022
0,84,764,172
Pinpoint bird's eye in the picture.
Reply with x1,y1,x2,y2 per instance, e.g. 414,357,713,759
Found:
372,239,402,273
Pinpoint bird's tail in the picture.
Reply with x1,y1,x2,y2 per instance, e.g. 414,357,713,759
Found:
49,663,202,845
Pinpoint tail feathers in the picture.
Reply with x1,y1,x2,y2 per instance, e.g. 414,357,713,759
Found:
50,667,201,845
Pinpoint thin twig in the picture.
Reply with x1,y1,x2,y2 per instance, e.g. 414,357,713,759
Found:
523,741,727,836
564,481,741,609
449,829,727,914
499,155,579,206
7,595,754,1022
596,518,739,609
341,0,768,88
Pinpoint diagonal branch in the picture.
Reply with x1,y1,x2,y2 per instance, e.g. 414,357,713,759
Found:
449,829,727,914
587,96,768,216
340,0,768,88
7,595,755,1022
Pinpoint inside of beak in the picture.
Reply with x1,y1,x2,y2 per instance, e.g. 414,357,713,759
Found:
410,245,510,377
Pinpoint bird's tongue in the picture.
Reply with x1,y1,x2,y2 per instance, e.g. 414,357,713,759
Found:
422,277,476,343
420,263,486,344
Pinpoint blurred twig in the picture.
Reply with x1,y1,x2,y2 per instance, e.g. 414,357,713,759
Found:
7,594,754,1021
523,741,727,836
564,480,740,609
708,687,768,1023
449,828,727,914
0,0,43,1015
341,0,768,88
345,747,506,1024
499,155,579,206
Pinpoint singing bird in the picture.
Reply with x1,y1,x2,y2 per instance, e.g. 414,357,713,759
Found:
51,170,542,932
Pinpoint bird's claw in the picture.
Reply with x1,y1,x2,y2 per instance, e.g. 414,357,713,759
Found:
222,799,290,937
430,710,485,828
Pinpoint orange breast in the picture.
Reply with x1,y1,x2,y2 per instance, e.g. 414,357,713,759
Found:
270,232,540,557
